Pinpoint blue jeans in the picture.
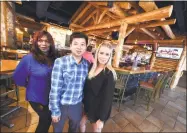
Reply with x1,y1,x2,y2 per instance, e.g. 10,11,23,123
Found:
52,102,82,132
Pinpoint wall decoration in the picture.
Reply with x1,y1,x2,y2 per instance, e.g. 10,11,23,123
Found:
48,26,67,49
156,47,183,59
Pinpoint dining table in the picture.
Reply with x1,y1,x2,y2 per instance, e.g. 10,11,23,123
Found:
0,60,20,74
1,49,29,60
0,60,21,128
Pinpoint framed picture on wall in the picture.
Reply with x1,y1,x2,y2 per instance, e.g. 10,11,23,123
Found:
156,47,183,59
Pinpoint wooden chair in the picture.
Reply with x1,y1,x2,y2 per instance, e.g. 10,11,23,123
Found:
114,71,130,111
160,71,175,95
134,73,165,111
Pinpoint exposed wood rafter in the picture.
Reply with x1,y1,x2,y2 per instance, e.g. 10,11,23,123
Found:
109,3,128,17
72,3,91,24
136,19,176,29
75,5,173,32
138,1,176,39
140,28,158,39
80,10,97,26
97,9,108,24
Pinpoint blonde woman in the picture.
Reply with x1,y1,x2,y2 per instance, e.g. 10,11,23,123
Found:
80,42,117,132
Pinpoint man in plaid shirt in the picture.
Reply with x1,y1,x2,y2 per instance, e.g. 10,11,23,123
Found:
49,32,89,132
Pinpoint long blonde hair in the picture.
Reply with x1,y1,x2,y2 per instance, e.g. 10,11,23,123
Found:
88,41,117,80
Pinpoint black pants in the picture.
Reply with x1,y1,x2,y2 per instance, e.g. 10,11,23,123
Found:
29,101,52,133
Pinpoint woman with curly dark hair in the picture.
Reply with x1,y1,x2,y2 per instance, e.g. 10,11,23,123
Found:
13,30,56,133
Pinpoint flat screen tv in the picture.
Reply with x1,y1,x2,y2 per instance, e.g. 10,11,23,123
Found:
156,47,183,60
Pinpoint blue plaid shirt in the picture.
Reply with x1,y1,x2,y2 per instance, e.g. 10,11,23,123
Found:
49,55,89,117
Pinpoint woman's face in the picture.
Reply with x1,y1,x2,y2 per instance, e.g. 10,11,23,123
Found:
37,35,50,53
97,46,111,65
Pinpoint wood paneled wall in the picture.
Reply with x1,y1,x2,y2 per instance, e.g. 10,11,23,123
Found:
152,58,178,70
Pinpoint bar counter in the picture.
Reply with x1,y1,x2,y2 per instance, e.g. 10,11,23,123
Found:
114,66,173,74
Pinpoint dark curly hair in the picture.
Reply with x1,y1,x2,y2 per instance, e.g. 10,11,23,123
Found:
31,30,56,66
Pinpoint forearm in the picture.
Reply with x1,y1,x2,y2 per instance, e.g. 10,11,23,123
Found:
49,90,61,117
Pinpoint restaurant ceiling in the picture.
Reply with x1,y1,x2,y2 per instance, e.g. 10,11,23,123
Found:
15,1,187,36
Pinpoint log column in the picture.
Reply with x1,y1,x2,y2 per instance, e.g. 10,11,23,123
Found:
113,22,128,67
170,38,186,90
150,43,158,68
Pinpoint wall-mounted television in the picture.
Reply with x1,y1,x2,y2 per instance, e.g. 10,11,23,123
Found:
156,47,183,60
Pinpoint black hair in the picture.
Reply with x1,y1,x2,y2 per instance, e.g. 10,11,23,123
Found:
69,32,88,45
87,45,93,52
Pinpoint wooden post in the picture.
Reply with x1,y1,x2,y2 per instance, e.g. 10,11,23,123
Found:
113,22,128,67
150,43,158,68
4,2,8,47
170,38,186,90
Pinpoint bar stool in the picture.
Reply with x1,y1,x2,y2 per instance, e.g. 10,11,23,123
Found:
134,73,165,111
160,70,175,95
0,73,20,128
114,71,130,111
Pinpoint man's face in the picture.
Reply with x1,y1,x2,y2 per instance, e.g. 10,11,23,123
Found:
70,38,87,58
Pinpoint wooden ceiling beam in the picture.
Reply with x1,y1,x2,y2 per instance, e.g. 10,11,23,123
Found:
72,3,91,24
95,10,100,24
80,10,97,26
139,1,157,12
127,9,138,15
70,2,87,23
90,2,107,6
124,27,135,38
140,28,158,39
115,2,131,10
109,3,128,17
85,26,120,34
100,17,110,24
91,2,131,10
136,19,176,29
106,12,119,20
98,9,108,24
88,2,109,10
69,23,83,29
138,1,176,39
76,5,173,32
161,23,176,39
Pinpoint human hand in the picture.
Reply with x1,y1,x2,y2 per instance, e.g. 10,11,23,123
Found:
52,116,60,123
80,115,87,126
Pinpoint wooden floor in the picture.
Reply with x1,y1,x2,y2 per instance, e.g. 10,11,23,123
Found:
0,85,186,132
